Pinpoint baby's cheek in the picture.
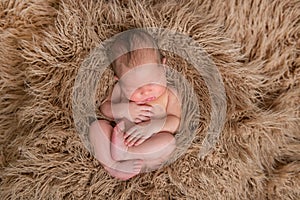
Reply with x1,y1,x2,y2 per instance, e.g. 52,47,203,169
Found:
130,93,141,102
156,87,166,96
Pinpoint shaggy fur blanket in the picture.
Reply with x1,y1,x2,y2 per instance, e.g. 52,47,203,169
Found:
0,0,299,199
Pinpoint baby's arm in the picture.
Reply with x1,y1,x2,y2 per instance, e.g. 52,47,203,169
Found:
157,88,181,134
100,83,123,120
100,83,153,122
124,88,181,146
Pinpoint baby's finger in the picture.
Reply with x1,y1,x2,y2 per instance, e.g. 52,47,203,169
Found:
128,137,141,147
141,110,153,117
134,138,146,146
124,127,136,138
140,105,153,111
135,119,142,123
137,115,150,121
125,135,138,144
124,131,133,139
135,101,145,105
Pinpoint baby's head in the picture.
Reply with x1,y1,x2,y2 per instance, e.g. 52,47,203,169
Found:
108,30,167,103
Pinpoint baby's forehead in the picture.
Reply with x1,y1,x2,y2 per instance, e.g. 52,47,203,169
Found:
120,63,164,85
121,63,158,78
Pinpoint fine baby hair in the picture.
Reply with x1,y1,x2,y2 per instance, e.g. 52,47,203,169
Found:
107,29,163,78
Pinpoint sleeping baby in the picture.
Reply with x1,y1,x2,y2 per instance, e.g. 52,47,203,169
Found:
89,30,181,180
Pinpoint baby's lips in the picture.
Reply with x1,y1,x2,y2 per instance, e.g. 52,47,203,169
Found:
144,96,156,102
148,97,155,101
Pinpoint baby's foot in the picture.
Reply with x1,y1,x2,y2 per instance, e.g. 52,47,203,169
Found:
104,159,143,180
111,122,128,161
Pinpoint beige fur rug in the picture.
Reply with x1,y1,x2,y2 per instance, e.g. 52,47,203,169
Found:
0,0,299,199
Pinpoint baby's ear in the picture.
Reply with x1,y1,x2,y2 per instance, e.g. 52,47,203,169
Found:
114,75,119,81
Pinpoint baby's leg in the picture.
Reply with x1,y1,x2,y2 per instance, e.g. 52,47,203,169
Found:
111,126,176,163
89,120,143,180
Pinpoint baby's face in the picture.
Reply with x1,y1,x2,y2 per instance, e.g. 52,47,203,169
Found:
119,63,167,103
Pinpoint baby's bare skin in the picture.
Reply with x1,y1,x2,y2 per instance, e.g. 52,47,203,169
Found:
89,120,143,180
110,85,180,161
99,65,179,178
90,31,180,180
90,66,180,179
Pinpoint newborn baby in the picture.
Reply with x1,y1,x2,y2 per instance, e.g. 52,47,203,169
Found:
89,30,181,180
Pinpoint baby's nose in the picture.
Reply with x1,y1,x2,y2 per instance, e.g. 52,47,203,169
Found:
141,86,152,95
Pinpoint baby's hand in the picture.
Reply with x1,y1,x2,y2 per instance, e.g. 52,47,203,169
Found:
127,102,153,123
124,119,164,147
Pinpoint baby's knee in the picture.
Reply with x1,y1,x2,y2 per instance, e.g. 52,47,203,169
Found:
90,119,109,127
164,134,176,155
89,120,112,138
153,132,176,158
157,132,176,148
90,119,110,130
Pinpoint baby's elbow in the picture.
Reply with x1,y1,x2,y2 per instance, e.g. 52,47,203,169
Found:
168,115,180,133
174,116,180,132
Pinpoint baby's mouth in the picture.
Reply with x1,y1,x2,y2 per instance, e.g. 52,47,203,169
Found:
144,96,156,102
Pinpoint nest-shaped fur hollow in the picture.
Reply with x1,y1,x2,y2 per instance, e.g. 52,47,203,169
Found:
0,0,299,199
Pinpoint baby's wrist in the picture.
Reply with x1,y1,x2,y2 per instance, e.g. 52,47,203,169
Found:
150,118,165,133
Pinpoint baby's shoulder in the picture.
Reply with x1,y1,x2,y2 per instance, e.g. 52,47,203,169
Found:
166,86,180,100
166,86,181,108
165,86,181,116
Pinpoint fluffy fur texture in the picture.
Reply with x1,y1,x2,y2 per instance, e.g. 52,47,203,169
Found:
0,0,299,199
